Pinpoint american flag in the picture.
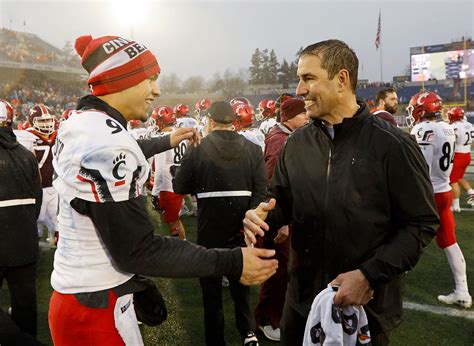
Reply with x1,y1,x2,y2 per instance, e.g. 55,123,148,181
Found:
375,11,381,50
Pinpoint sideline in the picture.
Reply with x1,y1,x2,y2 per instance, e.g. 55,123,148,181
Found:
403,301,474,320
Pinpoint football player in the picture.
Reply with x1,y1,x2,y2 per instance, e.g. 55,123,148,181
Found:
447,106,474,211
256,99,277,136
150,106,187,239
233,103,265,151
27,104,59,245
407,92,471,308
127,119,148,140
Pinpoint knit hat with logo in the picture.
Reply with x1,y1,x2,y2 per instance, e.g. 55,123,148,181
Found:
74,35,161,96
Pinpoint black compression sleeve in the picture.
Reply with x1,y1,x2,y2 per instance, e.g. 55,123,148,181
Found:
71,197,243,281
137,135,172,159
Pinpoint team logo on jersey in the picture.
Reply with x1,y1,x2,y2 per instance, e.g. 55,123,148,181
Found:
310,322,326,344
417,129,434,142
112,152,127,186
341,312,358,335
356,324,371,345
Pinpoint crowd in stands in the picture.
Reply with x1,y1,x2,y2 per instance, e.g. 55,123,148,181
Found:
0,28,79,68
1,77,87,124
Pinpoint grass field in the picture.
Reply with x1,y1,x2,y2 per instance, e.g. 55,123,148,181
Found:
1,191,474,345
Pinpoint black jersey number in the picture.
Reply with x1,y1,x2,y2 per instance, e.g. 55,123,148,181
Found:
464,131,474,146
173,142,187,164
439,142,454,171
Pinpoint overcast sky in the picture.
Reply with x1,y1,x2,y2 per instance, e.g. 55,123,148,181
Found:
1,0,473,83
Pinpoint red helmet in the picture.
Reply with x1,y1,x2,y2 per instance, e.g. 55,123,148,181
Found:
128,119,142,129
446,107,465,123
256,99,276,121
150,106,176,130
233,103,255,130
173,103,189,118
60,109,73,122
194,99,212,117
230,97,252,107
29,104,55,135
406,91,443,127
0,99,14,127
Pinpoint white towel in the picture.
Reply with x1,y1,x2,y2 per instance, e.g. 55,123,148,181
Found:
303,285,371,345
114,293,144,346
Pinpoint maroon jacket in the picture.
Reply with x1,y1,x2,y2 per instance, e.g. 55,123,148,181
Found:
264,123,292,181
372,109,397,126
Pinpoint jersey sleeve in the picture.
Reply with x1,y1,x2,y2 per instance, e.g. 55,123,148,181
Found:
76,145,146,203
411,124,435,174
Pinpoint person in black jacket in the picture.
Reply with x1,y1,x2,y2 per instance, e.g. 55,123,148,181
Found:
243,40,439,345
173,101,268,346
0,99,43,342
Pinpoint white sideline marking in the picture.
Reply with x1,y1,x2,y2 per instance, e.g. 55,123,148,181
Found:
404,301,474,320
459,208,474,212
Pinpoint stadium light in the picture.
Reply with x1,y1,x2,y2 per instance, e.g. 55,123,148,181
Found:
109,0,149,39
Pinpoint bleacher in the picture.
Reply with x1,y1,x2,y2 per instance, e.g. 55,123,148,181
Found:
0,28,84,75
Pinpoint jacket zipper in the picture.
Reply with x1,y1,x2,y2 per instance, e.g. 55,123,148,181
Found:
321,146,332,288
324,148,332,211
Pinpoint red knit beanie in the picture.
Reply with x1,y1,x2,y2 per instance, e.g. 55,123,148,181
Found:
280,98,306,122
75,35,161,96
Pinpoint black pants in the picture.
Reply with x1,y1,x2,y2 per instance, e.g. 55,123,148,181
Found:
280,301,391,346
199,276,255,345
0,262,37,337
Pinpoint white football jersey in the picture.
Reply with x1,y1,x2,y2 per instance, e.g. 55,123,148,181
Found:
152,129,188,194
14,129,36,152
411,121,455,193
259,118,277,136
176,116,199,129
129,127,148,140
52,109,149,293
239,128,265,152
451,120,474,154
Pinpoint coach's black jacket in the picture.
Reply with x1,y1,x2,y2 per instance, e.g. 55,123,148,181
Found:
173,130,267,249
267,101,439,332
0,127,42,266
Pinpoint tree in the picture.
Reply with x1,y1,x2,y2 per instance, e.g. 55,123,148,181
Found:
220,69,247,100
278,59,290,89
182,75,204,94
208,72,225,93
261,48,270,84
249,48,263,85
289,61,298,84
62,41,74,58
268,49,279,84
159,73,181,94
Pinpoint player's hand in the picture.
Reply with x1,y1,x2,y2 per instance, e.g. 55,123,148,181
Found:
242,199,276,246
330,269,374,307
239,247,278,285
274,225,289,244
170,127,201,147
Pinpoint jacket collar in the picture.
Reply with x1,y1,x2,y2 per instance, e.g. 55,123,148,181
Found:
313,101,369,134
76,95,128,129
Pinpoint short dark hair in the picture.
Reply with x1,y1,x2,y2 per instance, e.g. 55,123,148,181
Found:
376,88,397,103
300,39,358,93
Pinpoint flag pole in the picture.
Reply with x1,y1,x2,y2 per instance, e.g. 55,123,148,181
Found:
380,10,383,83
